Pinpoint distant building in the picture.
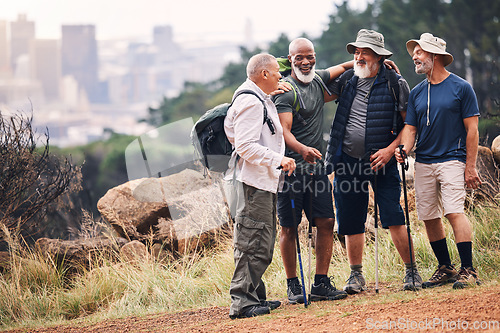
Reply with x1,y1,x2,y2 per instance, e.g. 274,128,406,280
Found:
10,14,35,73
0,20,10,77
30,39,61,102
61,25,102,103
153,25,181,64
244,18,255,50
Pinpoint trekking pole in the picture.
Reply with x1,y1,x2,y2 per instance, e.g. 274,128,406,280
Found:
289,187,308,308
307,221,312,304
307,173,314,305
373,173,379,294
398,145,416,291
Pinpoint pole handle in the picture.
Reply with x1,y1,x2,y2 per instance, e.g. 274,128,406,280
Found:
398,145,409,171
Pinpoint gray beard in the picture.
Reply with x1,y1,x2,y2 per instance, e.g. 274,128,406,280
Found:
415,57,433,75
292,63,316,83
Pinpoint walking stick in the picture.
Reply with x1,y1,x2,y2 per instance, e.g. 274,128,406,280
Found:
398,145,416,291
289,187,308,308
307,173,313,305
373,174,379,294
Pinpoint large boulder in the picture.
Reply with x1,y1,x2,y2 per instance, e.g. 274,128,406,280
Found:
97,169,230,254
492,135,500,166
35,237,128,273
476,146,500,200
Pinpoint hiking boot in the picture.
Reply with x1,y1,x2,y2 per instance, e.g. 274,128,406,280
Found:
452,267,481,289
260,300,281,310
310,276,348,301
287,279,305,304
422,264,459,288
403,267,423,291
229,305,270,319
343,270,367,294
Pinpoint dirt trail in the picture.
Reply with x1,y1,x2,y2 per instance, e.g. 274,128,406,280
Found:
6,283,500,333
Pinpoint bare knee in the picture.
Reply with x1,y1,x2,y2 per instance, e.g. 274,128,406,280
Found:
315,218,334,231
280,226,297,240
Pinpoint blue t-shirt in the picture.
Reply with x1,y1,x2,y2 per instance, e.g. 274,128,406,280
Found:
406,73,480,164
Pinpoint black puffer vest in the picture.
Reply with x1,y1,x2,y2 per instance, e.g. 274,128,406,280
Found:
325,66,403,168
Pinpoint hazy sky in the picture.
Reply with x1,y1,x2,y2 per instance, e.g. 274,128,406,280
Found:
2,0,368,43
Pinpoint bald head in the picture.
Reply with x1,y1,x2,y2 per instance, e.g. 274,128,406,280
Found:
289,37,315,56
288,38,316,84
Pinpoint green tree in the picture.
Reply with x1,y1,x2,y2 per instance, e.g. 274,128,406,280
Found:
441,0,500,116
268,33,291,58
218,46,263,88
146,82,212,126
316,1,375,68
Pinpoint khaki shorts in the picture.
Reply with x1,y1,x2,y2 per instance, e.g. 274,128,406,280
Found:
414,160,466,221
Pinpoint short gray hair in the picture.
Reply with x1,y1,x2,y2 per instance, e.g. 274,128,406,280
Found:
246,53,276,79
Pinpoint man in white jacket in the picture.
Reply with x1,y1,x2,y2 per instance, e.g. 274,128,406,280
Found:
224,53,296,319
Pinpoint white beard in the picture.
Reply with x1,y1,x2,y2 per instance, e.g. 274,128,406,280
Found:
354,61,378,79
292,63,316,83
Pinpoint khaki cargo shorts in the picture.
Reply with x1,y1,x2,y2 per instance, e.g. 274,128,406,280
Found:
414,160,466,221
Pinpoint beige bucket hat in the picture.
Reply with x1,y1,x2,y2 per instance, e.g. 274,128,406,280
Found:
346,29,393,58
406,33,454,66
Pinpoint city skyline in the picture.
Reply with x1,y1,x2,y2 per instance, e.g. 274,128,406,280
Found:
2,0,368,42
0,0,372,148
0,15,248,147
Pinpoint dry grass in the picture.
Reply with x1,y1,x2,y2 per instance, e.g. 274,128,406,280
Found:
0,198,498,331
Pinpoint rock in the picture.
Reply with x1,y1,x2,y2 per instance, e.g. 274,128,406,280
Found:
97,168,231,254
35,237,128,273
0,251,10,272
97,177,171,240
476,146,500,200
151,243,170,262
492,135,500,166
120,240,148,263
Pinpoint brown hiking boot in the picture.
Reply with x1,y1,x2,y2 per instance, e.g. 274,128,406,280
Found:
452,267,481,289
422,264,459,288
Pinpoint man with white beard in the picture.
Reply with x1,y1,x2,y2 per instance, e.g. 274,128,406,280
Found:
325,29,422,294
273,37,354,304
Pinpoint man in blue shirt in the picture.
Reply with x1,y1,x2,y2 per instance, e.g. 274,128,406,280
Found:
396,33,482,289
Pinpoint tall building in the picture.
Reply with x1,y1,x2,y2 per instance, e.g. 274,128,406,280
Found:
153,25,180,64
61,25,101,103
0,20,10,77
244,18,255,50
30,39,61,102
10,14,35,72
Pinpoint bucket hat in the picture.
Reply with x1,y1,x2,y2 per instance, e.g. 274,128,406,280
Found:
346,29,392,58
406,33,453,66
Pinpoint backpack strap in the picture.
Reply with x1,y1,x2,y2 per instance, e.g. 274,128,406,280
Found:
231,89,275,135
280,72,332,127
313,73,333,96
385,69,400,136
281,77,307,126
337,69,356,97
